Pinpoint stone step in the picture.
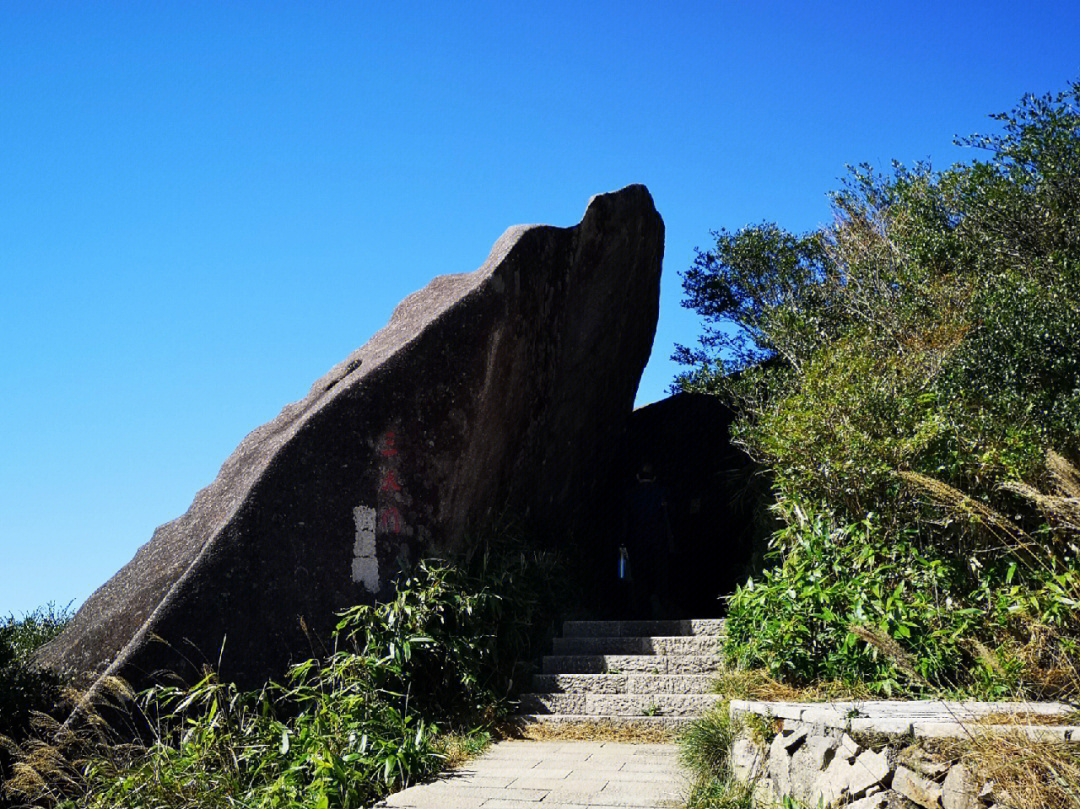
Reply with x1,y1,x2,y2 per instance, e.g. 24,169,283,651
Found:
532,673,716,695
515,713,695,732
542,653,723,674
561,619,726,637
519,692,724,717
551,634,722,656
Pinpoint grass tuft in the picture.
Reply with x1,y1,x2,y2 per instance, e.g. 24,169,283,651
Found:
710,667,871,702
964,732,1080,809
678,704,756,809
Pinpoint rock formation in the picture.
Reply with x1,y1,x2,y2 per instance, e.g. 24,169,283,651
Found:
620,393,755,616
38,185,664,691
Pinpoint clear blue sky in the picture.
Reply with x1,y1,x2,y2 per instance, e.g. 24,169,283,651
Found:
2,1,1077,616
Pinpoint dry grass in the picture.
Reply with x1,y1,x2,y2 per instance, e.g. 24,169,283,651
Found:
709,667,872,702
974,711,1080,727
1,679,123,807
1004,450,1080,533
902,450,1080,702
509,719,677,743
431,731,493,769
847,624,931,689
899,470,1038,558
963,731,1080,809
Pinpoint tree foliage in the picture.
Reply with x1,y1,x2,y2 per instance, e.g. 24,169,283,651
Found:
677,81,1080,695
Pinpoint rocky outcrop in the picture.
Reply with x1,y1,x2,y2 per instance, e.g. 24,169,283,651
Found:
622,393,754,616
38,185,664,691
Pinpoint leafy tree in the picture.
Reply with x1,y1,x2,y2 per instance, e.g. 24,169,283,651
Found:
677,81,1080,695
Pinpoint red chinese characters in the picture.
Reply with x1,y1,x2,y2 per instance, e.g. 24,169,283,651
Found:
378,506,403,534
379,431,399,457
379,468,403,493
376,430,406,536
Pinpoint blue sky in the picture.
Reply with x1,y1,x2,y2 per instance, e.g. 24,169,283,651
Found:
2,1,1078,616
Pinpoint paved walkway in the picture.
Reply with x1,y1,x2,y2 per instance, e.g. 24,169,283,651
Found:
376,740,686,808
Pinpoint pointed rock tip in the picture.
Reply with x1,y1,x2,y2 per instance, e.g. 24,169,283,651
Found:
585,184,657,214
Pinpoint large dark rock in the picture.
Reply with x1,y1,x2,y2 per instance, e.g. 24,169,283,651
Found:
617,392,756,617
38,185,664,690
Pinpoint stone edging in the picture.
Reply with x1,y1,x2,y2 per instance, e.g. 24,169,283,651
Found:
728,700,1079,808
730,699,1079,741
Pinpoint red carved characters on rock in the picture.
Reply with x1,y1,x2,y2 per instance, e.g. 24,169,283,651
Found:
378,505,403,534
376,430,407,536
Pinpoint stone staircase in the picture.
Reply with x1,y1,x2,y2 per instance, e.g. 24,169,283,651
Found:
515,618,726,730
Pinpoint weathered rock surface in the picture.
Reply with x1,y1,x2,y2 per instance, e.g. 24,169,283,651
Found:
894,765,944,808
38,185,664,691
941,764,979,809
726,703,1062,808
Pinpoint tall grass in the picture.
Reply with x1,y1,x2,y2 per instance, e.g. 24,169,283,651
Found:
679,704,755,809
3,533,561,808
1,603,73,808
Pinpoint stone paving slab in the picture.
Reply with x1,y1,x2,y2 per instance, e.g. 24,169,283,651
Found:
520,692,722,717
532,673,716,695
731,698,1079,740
552,635,721,656
375,740,686,809
514,714,695,732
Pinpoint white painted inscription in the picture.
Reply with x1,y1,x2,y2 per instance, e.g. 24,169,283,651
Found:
351,505,379,591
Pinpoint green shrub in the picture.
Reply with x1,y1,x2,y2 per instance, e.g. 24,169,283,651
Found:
336,529,563,729
725,498,976,695
1,603,72,807
678,80,1080,699
1,608,68,740
6,535,560,809
1,603,73,666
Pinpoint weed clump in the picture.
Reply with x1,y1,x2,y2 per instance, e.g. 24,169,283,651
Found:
0,603,73,805
678,704,755,809
3,531,562,809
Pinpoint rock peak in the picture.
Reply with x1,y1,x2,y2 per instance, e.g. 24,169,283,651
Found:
38,185,665,692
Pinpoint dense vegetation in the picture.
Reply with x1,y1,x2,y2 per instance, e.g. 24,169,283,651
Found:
1,533,563,808
676,81,1080,699
0,604,73,797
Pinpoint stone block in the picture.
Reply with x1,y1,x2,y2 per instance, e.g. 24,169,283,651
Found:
767,730,796,797
837,732,862,761
942,764,979,809
899,748,951,780
731,737,765,782
789,734,838,805
624,674,714,694
781,725,810,751
847,791,912,809
811,754,855,807
894,764,944,808
848,748,891,798
849,717,915,735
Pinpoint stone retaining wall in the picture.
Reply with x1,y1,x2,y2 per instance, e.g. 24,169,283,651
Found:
728,700,1078,808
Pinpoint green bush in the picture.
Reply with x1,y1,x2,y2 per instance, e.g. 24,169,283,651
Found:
677,81,1080,698
725,498,981,695
1,603,72,806
6,536,562,809
336,530,563,728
